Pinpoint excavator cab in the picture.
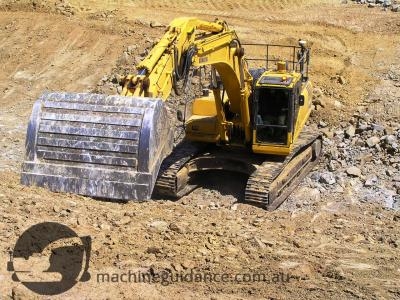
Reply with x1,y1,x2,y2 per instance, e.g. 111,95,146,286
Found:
250,41,312,156
254,86,291,145
252,66,311,156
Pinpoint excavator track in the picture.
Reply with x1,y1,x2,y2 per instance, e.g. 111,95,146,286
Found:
153,141,207,198
245,129,322,210
154,128,321,210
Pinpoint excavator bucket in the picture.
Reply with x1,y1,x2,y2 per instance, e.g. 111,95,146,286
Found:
21,92,173,200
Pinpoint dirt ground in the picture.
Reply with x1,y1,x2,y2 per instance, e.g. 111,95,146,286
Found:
0,0,399,299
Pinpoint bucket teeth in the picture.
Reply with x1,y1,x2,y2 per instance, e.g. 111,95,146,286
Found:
21,91,173,201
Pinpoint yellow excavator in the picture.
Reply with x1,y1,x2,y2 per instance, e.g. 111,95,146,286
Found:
21,17,321,210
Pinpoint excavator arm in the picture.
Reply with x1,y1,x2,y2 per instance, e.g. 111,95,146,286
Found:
122,17,226,99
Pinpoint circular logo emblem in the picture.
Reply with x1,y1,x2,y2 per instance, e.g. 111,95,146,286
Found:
8,222,91,295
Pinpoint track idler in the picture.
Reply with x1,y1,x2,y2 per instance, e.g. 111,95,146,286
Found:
21,92,173,200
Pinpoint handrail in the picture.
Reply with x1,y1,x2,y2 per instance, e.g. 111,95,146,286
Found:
242,43,310,79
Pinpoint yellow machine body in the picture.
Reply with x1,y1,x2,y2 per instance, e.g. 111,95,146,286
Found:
21,17,319,208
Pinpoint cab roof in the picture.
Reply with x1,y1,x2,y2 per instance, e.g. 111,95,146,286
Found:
256,70,302,89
